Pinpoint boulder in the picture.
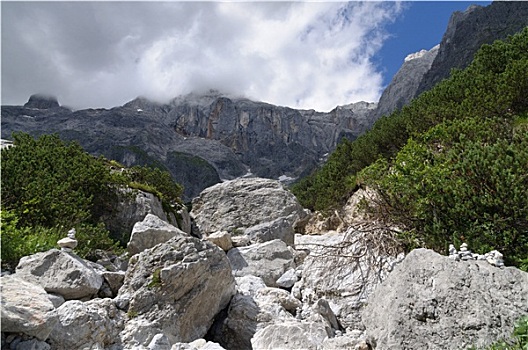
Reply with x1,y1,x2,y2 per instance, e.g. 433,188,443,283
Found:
48,298,124,349
363,248,528,350
15,249,103,300
257,287,302,313
235,275,267,297
171,339,226,350
118,235,235,347
227,239,295,287
244,216,295,246
148,333,171,350
250,320,331,350
205,231,233,252
191,178,307,238
101,270,126,297
104,188,182,244
127,213,188,255
208,287,300,350
295,228,404,329
276,268,298,289
0,275,58,340
47,293,66,308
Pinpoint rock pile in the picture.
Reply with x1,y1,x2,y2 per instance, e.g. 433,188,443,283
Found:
2,177,527,350
448,243,505,267
56,228,78,251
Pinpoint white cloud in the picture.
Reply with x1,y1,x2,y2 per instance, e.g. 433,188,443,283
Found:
1,2,403,111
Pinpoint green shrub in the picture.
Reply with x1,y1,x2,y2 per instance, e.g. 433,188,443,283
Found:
359,117,528,267
292,28,528,213
1,133,180,268
291,28,528,269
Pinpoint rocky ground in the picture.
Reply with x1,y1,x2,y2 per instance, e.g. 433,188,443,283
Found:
2,177,527,350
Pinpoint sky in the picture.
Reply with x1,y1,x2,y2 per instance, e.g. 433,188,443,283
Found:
1,1,490,112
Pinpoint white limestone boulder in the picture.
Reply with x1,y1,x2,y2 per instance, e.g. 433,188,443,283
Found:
362,248,528,350
251,320,331,350
128,213,188,255
15,249,103,300
0,275,58,340
227,239,295,287
118,235,235,347
191,178,307,244
47,298,124,349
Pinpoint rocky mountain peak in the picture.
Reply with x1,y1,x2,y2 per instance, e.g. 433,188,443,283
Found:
416,1,528,96
372,44,439,120
404,44,440,62
371,1,528,121
24,94,60,109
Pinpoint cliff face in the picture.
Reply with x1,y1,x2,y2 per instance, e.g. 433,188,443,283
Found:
373,1,528,120
1,92,374,200
416,1,528,97
372,45,439,120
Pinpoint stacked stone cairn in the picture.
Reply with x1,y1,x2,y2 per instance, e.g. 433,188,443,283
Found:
56,228,78,251
448,243,504,267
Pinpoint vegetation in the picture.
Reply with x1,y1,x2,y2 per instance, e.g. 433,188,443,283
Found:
1,133,183,268
292,28,528,269
148,268,162,289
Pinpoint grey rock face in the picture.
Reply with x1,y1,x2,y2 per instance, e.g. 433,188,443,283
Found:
227,239,295,287
191,177,306,240
2,92,374,200
24,94,60,109
0,275,58,341
295,229,404,329
15,249,103,300
48,298,124,349
370,2,528,122
372,45,439,120
362,248,528,350
118,235,235,347
416,2,528,97
251,320,331,350
127,213,188,255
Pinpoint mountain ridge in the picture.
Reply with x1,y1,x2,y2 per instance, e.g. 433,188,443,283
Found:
1,93,375,200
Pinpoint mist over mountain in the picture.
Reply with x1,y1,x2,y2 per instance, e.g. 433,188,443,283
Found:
2,1,527,201
1,91,375,200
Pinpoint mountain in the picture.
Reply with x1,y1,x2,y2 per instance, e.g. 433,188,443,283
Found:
4,2,525,200
373,1,528,120
1,91,375,200
372,45,439,121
